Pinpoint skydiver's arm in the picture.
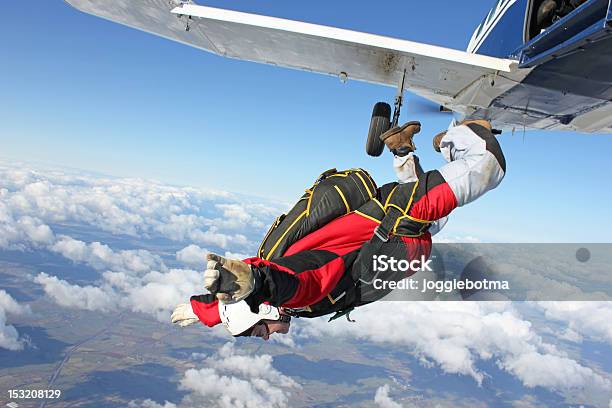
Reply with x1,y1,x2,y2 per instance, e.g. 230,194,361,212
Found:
242,252,347,310
194,255,342,314
189,270,300,325
189,294,222,327
407,123,506,222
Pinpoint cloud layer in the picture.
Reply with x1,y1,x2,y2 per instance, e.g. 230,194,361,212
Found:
297,301,611,402
0,161,283,253
1,160,611,406
0,161,283,324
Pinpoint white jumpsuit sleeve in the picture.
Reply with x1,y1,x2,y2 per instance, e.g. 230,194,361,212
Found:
437,124,506,207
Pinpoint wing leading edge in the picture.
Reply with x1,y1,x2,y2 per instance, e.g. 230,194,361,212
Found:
64,0,530,126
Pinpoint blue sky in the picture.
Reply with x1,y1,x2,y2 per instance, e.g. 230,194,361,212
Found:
1,0,612,242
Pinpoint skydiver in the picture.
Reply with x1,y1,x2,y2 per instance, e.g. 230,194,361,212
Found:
171,120,506,340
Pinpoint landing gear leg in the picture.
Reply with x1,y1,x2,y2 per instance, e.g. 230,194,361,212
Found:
391,69,407,128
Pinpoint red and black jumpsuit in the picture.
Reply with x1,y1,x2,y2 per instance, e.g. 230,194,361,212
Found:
191,123,506,327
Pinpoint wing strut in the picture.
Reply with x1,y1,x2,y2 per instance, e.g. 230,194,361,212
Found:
391,69,407,128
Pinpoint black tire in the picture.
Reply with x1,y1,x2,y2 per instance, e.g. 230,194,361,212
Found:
366,102,391,157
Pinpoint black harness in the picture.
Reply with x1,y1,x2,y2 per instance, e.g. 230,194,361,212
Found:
285,180,433,322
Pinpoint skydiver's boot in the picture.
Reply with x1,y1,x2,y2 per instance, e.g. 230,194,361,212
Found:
204,254,255,303
379,121,421,156
461,119,493,131
433,120,493,152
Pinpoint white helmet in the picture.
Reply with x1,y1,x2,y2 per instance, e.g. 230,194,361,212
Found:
218,301,284,336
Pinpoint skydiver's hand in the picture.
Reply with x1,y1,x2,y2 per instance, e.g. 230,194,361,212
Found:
380,121,421,152
171,303,199,327
432,130,447,153
204,253,255,304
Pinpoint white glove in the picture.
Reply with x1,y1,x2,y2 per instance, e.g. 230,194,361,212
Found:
393,152,420,183
171,303,199,327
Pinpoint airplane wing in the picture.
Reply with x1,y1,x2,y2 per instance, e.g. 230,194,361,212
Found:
64,0,529,122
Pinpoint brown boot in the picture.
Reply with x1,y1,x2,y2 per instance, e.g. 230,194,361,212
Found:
461,119,492,131
380,121,421,152
433,120,493,152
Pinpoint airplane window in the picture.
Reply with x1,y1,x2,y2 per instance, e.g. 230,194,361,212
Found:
528,0,589,40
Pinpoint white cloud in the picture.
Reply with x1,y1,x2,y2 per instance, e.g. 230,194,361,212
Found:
176,244,208,268
537,302,612,345
297,302,611,398
35,273,119,312
374,384,403,408
17,216,55,245
51,236,165,273
125,268,202,321
500,350,609,390
49,235,165,273
0,204,54,250
0,290,31,350
179,343,299,408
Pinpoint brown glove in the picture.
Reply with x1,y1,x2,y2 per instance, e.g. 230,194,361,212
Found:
379,121,421,152
433,120,493,152
204,253,254,303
